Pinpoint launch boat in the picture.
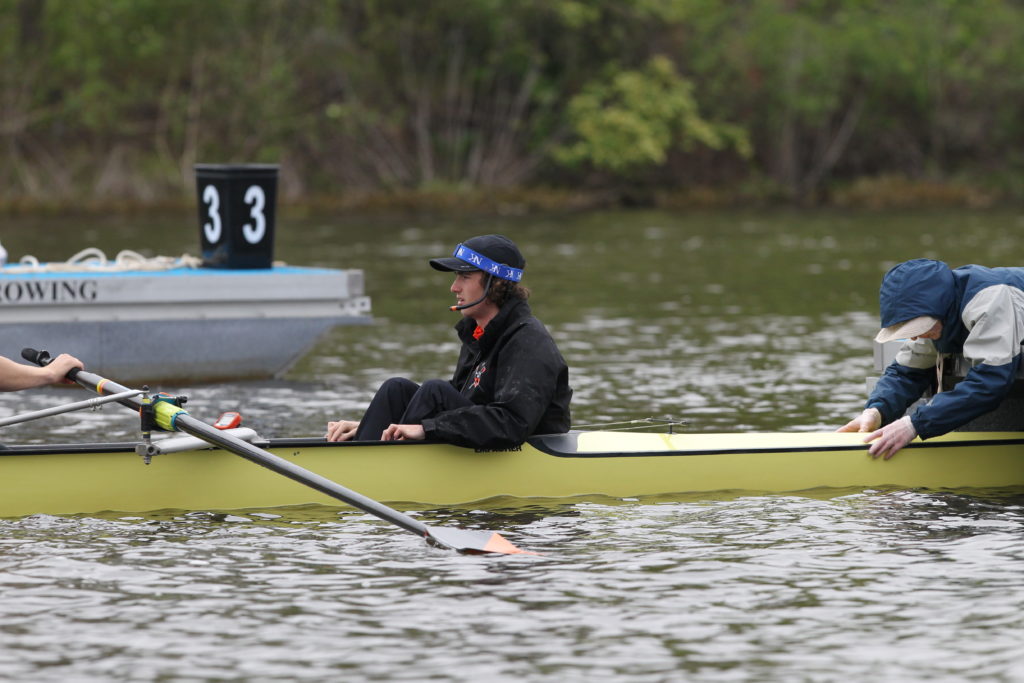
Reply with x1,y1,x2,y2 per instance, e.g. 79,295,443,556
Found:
0,253,371,383
0,163,372,384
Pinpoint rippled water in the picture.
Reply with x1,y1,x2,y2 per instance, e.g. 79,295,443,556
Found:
2,208,1024,680
3,491,1024,681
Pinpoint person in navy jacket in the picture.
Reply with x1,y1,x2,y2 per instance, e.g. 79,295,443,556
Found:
839,258,1024,458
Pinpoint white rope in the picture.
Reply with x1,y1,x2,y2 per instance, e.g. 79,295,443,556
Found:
2,247,203,273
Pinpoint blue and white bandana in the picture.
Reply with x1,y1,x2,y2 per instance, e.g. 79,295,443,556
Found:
452,244,524,282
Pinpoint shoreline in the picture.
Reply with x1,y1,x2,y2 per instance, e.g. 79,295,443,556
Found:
0,176,1013,217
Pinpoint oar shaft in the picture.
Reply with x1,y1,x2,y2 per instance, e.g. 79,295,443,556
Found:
68,367,431,538
68,368,144,411
175,413,430,537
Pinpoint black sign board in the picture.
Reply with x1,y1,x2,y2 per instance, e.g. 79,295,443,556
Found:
195,164,278,269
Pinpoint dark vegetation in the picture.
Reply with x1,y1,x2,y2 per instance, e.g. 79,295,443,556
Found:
2,0,1023,212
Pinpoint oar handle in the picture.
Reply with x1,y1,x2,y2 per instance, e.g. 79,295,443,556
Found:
23,347,138,410
22,347,81,381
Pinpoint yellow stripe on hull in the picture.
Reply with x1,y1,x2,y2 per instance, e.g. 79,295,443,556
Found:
2,430,1024,518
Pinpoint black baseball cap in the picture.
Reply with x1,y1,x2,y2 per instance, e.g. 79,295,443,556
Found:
429,234,526,282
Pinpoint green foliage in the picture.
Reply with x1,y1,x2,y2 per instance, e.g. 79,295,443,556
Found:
1,0,1024,205
554,57,749,174
673,0,1024,197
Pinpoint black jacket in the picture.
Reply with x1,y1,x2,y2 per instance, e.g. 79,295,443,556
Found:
421,299,572,449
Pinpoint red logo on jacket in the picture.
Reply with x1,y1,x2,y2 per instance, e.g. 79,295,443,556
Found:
472,363,487,388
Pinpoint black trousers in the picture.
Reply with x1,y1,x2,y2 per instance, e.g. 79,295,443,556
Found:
355,377,473,440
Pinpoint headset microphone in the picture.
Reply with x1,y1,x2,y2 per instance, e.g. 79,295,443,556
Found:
449,274,493,311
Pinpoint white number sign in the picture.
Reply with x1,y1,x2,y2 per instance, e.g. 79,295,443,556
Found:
202,184,222,243
242,185,266,244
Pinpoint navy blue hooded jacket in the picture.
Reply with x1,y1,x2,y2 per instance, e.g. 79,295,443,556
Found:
867,259,1024,438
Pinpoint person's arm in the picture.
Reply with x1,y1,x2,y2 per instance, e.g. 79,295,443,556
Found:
907,285,1022,439
853,349,939,459
0,354,83,391
909,361,1017,438
837,340,935,456
866,354,1020,460
865,339,938,425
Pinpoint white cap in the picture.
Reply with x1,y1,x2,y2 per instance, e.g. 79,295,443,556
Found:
874,316,938,343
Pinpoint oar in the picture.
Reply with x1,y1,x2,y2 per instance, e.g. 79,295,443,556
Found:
22,348,531,556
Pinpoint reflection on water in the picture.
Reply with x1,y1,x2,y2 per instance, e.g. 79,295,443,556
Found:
2,208,1024,679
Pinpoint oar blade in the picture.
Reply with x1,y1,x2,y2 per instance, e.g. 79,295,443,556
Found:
425,526,535,555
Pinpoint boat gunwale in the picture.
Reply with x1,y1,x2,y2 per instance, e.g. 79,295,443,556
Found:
0,437,404,456
3,432,1024,458
528,432,1024,457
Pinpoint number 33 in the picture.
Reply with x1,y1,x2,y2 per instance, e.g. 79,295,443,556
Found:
202,184,267,245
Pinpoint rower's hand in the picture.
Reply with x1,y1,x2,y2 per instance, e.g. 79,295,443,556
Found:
326,420,359,442
836,407,882,433
864,415,917,460
46,353,84,384
381,424,425,441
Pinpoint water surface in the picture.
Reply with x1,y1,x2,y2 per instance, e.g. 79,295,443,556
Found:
1,208,1023,680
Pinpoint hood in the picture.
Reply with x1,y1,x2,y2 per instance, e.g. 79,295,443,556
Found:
878,259,957,329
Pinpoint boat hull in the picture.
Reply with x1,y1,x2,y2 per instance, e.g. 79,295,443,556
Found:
2,430,1023,518
0,265,371,382
3,316,356,383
